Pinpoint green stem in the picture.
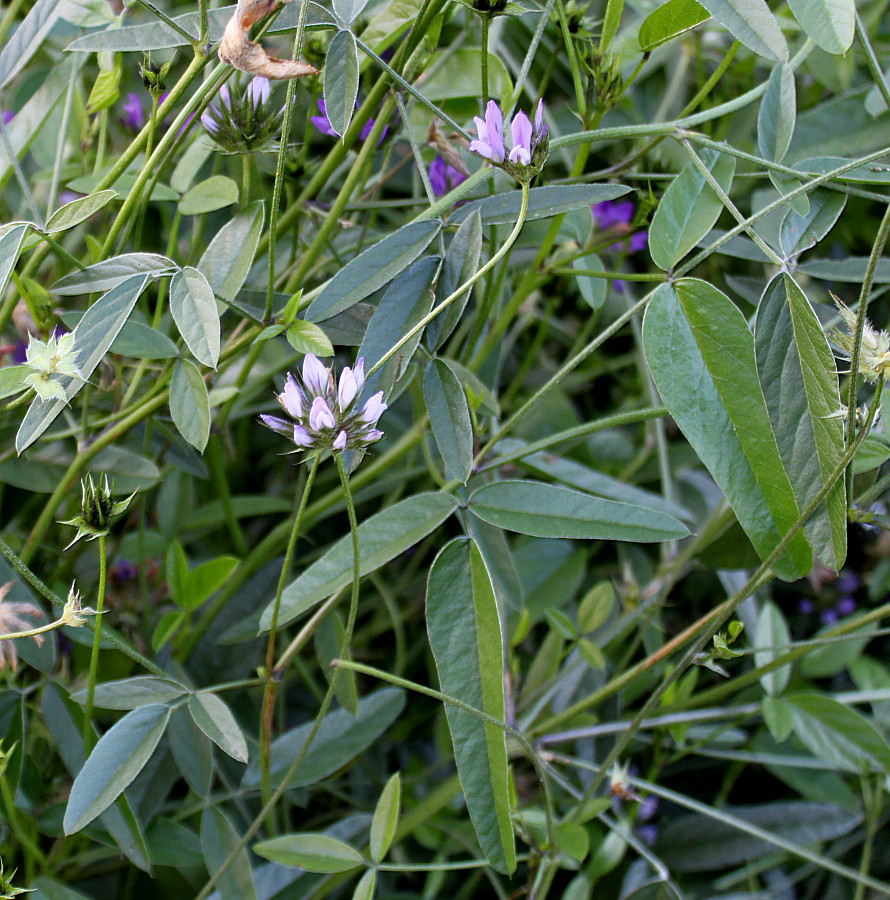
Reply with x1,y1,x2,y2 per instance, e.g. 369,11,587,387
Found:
241,153,251,210
333,658,556,857
481,16,490,109
193,452,362,900
259,454,321,827
81,535,107,752
366,181,530,379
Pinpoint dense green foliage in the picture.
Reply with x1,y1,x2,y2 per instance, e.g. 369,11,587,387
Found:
1,0,890,896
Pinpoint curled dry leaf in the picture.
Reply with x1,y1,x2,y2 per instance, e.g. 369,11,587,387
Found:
218,0,319,80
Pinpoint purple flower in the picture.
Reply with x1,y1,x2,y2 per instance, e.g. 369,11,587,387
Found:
429,156,467,198
260,355,387,457
469,100,505,163
836,571,860,593
592,200,648,255
508,110,532,165
311,98,388,144
1,110,13,126
120,93,144,132
836,597,856,616
247,76,270,109
469,100,549,179
798,598,814,614
820,608,839,627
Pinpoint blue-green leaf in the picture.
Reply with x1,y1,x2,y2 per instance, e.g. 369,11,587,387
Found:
649,149,736,270
469,480,689,542
424,359,474,483
642,280,812,579
758,65,796,163
170,267,220,367
307,220,440,322
638,0,710,50
324,30,359,137
254,834,363,873
170,359,211,452
786,0,853,54
64,704,170,834
696,0,788,61
261,492,458,630
51,254,175,295
754,276,846,569
201,807,258,900
198,201,264,302
427,538,516,874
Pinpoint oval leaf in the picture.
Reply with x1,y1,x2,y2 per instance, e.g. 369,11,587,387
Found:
170,266,220,367
45,190,118,233
253,833,363,873
71,676,186,710
170,359,211,452
642,280,813,579
64,704,170,834
469,480,688,542
188,691,249,763
198,201,264,302
427,538,516,874
757,64,796,163
696,0,788,61
179,175,239,215
786,0,853,54
639,0,710,50
369,772,401,863
324,30,359,138
649,148,736,270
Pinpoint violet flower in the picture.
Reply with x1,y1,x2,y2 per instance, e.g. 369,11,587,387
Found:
120,93,144,132
260,354,387,455
429,155,466,197
311,98,388,144
468,99,548,181
592,200,648,254
202,77,285,153
2,110,15,126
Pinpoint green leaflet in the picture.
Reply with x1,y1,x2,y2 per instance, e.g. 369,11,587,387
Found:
426,538,516,874
642,280,812,579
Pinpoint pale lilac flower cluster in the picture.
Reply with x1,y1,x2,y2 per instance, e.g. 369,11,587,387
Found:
468,99,548,181
260,354,387,454
202,77,284,153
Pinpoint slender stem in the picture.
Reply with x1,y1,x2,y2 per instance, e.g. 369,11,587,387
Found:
81,535,107,752
241,153,251,210
366,181,530,379
128,0,198,44
194,452,361,900
481,16,491,109
259,454,321,825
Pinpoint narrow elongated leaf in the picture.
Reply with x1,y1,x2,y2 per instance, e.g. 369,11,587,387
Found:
450,184,631,227
51,254,175,295
642,280,812,579
324,30,359,137
758,65,796,162
170,267,220,367
198,201,264,302
17,275,149,453
572,252,607,310
424,359,473,483
469,480,689,542
242,688,405,787
649,149,736,270
306,220,439,321
254,834,363,873
357,255,438,395
261,492,458,630
370,773,401,863
188,692,248,763
754,276,846,569
0,225,29,300
787,693,890,773
427,538,516,874
202,807,258,900
655,801,860,871
639,0,710,50
779,190,845,258
45,191,117,233
755,602,791,697
786,0,853,54
352,870,377,900
696,0,788,61
64,704,170,834
71,677,187,710
169,360,210,452
168,707,213,797
427,210,483,350
42,685,151,871
0,0,63,90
